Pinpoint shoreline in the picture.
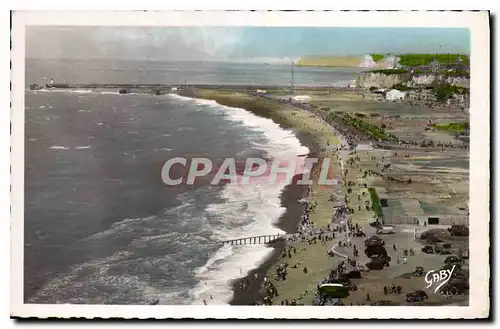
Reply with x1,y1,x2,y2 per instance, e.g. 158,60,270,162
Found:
191,89,345,305
230,134,321,305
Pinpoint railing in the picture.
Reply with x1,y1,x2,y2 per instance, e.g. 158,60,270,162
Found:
221,234,298,246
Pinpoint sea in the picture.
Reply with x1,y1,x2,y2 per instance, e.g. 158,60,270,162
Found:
24,59,360,304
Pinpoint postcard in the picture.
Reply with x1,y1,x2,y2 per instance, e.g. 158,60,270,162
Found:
10,10,490,319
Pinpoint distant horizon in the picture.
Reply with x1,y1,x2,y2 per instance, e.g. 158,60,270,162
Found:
26,51,470,64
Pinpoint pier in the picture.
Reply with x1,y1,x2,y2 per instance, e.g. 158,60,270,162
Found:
221,234,297,246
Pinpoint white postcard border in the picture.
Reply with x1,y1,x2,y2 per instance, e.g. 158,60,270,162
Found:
10,10,490,319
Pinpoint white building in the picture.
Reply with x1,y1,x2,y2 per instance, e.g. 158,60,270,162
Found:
292,95,311,103
385,89,406,101
171,87,178,92
348,80,357,88
256,89,267,94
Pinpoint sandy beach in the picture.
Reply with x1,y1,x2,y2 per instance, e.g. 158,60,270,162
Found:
194,89,348,305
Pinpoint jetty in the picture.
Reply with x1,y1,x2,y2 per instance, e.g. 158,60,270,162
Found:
221,234,299,246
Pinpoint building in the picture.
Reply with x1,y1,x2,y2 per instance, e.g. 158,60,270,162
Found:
348,80,357,88
256,89,267,94
171,87,178,92
292,95,311,103
385,89,406,101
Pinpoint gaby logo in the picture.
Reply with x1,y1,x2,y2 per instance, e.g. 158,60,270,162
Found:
424,265,456,293
160,156,339,186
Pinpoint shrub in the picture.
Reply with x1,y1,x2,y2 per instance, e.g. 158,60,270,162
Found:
369,69,408,75
368,188,383,219
390,83,412,91
432,84,469,102
370,54,385,62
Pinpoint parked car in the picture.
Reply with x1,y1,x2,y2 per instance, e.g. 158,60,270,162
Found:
376,226,395,235
413,266,424,277
406,293,425,303
441,263,462,272
369,221,382,229
352,230,366,237
365,236,385,247
366,260,385,271
434,243,452,255
414,290,428,299
445,256,463,264
421,245,434,254
346,270,362,279
440,281,468,295
406,290,428,303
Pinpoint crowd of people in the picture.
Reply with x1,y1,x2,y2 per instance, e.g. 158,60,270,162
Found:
253,91,469,151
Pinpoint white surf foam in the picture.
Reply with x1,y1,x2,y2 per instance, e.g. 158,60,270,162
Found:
31,89,120,96
48,145,91,150
49,145,70,150
176,95,309,305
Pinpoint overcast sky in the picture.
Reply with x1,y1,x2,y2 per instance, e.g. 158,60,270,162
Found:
26,26,470,61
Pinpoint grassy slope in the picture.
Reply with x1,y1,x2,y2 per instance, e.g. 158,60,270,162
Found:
297,53,470,68
432,122,469,133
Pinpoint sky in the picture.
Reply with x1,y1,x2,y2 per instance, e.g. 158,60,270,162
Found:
26,27,470,62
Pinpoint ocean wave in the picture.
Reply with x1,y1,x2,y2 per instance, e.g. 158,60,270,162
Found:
49,145,92,151
177,127,193,132
166,94,194,102
30,89,121,96
35,193,215,305
26,248,193,305
188,244,273,305
49,145,70,150
82,215,158,241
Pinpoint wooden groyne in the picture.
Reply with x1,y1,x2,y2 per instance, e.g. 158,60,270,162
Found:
221,234,294,246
